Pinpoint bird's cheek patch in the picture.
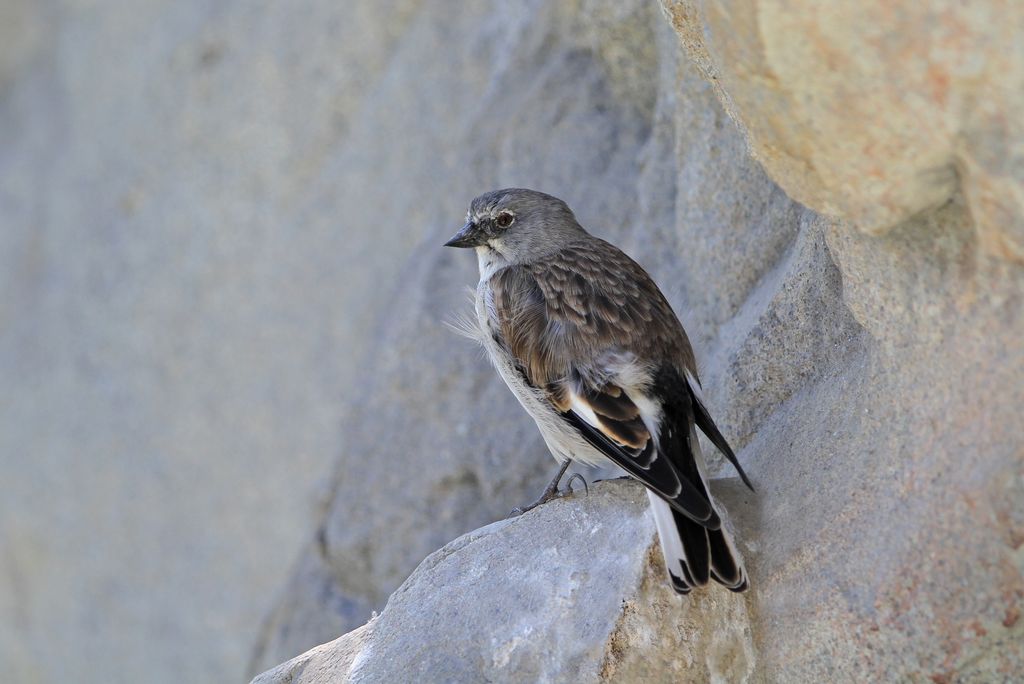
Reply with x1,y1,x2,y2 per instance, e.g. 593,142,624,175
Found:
487,238,513,259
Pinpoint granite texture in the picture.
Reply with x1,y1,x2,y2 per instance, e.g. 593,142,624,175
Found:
661,0,1024,261
253,481,757,684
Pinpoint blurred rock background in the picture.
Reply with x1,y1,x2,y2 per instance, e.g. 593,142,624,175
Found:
1,1,1021,682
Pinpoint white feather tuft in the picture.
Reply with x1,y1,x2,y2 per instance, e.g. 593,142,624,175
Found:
444,309,485,343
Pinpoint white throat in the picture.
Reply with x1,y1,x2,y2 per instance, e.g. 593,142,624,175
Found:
476,244,511,280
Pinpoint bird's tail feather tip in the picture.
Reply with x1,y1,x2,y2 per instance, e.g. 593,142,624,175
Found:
669,574,692,595
650,490,749,596
669,558,748,595
711,568,749,593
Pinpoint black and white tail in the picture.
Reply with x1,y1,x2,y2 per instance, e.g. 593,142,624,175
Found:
649,424,748,594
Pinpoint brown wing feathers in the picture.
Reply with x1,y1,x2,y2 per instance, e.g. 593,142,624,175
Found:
522,239,696,370
574,380,648,450
490,248,724,529
491,266,557,385
561,408,720,528
491,265,656,457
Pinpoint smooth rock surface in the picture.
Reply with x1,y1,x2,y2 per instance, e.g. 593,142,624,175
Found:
1,0,429,681
660,0,1024,260
252,480,756,684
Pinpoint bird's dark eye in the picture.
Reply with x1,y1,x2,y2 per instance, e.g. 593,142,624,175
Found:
495,211,515,228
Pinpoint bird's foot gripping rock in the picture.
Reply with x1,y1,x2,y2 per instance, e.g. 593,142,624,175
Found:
507,461,587,517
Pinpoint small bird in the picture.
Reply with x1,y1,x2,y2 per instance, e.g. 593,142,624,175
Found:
445,188,753,594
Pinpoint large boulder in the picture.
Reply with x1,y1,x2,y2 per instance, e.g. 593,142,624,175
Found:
660,0,1024,260
252,480,757,684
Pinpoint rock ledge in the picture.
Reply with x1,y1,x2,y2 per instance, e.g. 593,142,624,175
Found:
252,480,755,684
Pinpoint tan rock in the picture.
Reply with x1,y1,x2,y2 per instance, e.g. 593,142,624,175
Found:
660,0,1024,261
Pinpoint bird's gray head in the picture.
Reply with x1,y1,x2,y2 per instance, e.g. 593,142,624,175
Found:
444,188,586,265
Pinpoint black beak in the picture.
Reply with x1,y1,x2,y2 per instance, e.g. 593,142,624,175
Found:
444,222,482,248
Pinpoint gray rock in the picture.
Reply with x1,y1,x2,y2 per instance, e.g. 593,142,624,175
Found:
253,622,378,684
252,480,757,684
248,537,376,678
0,0,437,681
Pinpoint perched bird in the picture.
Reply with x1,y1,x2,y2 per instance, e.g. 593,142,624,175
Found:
445,188,753,595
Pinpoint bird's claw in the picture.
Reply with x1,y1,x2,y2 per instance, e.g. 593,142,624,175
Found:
506,486,559,518
566,472,589,497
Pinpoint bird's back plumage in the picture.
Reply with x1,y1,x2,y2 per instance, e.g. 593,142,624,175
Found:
488,237,697,380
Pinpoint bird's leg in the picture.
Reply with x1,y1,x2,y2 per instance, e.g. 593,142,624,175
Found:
508,460,584,517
